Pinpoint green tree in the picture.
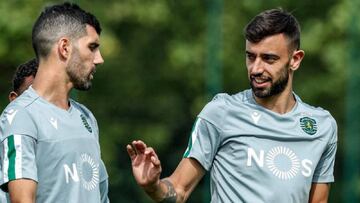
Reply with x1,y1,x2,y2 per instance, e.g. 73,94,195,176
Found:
0,0,357,202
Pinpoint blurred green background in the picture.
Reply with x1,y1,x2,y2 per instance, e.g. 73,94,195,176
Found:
0,0,359,202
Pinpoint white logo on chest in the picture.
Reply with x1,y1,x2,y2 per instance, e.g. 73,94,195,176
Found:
63,153,100,191
247,146,313,180
251,111,261,124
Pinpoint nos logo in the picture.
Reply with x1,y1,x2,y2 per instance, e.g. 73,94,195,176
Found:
63,153,99,191
247,146,313,180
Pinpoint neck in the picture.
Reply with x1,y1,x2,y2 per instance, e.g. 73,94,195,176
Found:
32,59,73,110
253,86,296,114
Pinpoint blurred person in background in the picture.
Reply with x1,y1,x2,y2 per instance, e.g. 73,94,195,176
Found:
8,58,38,102
0,58,37,203
127,8,337,203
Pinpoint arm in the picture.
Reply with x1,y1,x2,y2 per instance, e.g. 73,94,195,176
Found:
1,134,38,203
309,118,337,203
164,158,205,202
308,183,330,203
127,140,205,203
1,108,39,203
8,179,37,203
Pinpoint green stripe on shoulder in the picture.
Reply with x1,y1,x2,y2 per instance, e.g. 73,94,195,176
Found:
183,118,199,158
7,135,16,180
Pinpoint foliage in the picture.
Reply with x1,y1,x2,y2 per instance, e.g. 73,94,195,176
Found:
0,0,358,202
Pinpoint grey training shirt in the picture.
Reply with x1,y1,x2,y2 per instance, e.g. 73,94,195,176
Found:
184,89,337,203
0,86,109,203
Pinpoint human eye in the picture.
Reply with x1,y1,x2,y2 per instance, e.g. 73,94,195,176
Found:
89,43,99,52
262,54,279,64
246,52,256,61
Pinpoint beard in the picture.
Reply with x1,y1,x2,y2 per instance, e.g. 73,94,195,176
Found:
250,63,290,98
66,47,93,91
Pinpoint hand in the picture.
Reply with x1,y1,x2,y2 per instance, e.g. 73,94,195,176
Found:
127,140,162,192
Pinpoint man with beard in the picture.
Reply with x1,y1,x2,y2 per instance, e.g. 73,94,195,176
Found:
127,8,337,203
0,3,109,203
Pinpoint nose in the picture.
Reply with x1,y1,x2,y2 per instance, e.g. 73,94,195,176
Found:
250,58,264,75
94,50,104,65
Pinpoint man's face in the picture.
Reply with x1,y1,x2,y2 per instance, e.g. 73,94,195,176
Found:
245,33,293,98
66,25,104,91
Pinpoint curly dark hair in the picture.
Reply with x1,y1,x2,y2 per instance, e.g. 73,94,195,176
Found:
12,58,38,94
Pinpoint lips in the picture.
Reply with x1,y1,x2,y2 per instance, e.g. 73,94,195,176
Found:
251,76,271,88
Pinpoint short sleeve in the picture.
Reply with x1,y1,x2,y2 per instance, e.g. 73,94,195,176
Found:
0,108,38,141
312,118,338,183
183,118,222,171
1,134,38,191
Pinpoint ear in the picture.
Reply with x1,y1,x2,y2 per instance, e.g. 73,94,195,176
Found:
290,49,305,71
8,91,18,102
57,38,71,60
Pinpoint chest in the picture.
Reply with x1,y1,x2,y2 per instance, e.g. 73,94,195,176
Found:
214,125,327,188
32,107,100,160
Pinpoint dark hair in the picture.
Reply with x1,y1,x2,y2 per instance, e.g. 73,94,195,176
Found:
32,2,101,59
12,58,38,93
244,8,301,50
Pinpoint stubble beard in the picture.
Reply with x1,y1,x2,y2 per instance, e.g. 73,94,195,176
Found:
66,48,92,91
250,63,290,98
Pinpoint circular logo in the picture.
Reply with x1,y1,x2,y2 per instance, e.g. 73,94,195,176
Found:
78,153,99,191
266,146,300,180
300,117,317,135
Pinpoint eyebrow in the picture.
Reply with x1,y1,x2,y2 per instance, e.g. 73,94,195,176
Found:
260,53,280,59
245,51,255,55
246,51,279,58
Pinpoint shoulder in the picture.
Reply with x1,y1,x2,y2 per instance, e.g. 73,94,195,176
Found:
70,99,99,137
1,87,40,119
1,91,38,121
71,99,95,119
198,90,249,128
299,100,336,125
296,96,337,143
198,93,229,121
0,94,38,140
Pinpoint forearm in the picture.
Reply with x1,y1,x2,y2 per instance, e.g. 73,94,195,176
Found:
146,158,205,203
308,183,330,203
144,179,183,203
127,142,203,203
8,179,37,203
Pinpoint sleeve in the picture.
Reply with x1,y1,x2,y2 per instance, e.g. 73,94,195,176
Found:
183,118,222,171
0,190,8,202
183,94,228,171
312,118,338,183
99,160,109,203
1,135,38,191
0,107,38,191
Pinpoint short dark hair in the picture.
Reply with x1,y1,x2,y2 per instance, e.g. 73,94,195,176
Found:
12,58,38,93
244,8,301,50
32,2,101,59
